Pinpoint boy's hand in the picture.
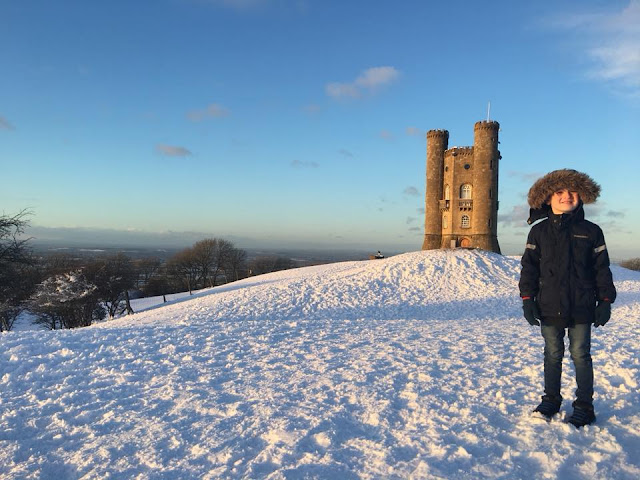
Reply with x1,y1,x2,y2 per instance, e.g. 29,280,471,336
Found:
522,297,541,326
594,300,611,327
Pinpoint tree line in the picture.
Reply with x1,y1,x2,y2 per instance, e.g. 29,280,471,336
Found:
0,211,296,331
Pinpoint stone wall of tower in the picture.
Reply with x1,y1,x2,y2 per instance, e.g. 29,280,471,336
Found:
441,147,474,249
422,130,448,250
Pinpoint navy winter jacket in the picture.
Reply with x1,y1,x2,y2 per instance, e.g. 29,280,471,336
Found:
519,204,616,327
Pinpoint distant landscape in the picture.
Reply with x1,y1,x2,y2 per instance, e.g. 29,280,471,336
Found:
29,239,393,266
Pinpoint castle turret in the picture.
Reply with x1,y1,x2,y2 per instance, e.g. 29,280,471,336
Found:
422,129,448,250
472,120,501,253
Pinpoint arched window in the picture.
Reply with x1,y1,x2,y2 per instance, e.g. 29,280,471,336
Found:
444,185,450,201
461,215,470,228
443,214,448,229
460,184,472,199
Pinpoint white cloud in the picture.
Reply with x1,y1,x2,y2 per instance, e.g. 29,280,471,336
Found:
403,186,420,197
156,144,193,157
546,0,640,96
584,202,631,234
303,104,322,114
291,159,319,168
498,204,530,228
379,130,394,141
589,44,640,85
406,127,424,137
326,66,400,99
200,0,267,10
187,103,230,121
0,116,15,130
198,0,311,15
606,210,626,218
325,82,360,99
354,66,400,89
507,171,543,183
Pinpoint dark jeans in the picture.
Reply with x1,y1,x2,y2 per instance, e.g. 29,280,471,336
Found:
540,323,593,406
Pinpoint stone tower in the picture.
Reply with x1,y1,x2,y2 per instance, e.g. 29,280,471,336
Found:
421,120,501,254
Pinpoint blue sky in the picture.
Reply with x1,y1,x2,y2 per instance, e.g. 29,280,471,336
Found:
1,0,639,258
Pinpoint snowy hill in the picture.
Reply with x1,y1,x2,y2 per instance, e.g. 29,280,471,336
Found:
2,249,639,479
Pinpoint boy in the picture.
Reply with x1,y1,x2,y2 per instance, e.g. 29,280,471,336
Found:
519,169,616,427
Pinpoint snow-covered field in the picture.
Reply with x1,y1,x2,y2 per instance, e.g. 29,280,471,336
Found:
1,249,639,479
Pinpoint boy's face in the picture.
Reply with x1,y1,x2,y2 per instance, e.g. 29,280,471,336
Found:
548,189,580,214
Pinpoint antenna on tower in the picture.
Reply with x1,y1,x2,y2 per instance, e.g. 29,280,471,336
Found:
487,101,491,121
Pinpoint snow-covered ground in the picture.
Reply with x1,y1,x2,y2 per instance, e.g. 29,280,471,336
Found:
1,249,639,479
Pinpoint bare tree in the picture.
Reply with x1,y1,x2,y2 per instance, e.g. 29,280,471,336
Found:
190,238,240,288
167,248,198,294
0,209,32,264
249,255,294,276
85,253,137,319
249,256,277,276
191,239,219,288
29,270,105,329
0,210,35,331
164,239,246,294
0,263,39,331
620,258,640,271
212,239,235,286
141,262,177,297
224,247,248,282
133,257,162,289
43,252,85,275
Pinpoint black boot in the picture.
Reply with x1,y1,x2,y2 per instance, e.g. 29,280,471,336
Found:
533,396,562,419
568,401,596,428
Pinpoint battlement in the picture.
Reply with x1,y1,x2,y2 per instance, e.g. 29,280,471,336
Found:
427,129,449,139
474,120,500,131
445,147,473,157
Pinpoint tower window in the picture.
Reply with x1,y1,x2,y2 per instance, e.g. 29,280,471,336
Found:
444,185,450,200
443,214,448,228
460,184,472,199
489,189,492,199
461,215,470,228
488,218,492,227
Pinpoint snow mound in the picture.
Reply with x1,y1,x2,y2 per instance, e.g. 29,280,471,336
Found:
106,249,524,329
2,249,640,479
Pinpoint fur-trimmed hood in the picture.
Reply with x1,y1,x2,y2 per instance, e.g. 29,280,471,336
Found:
528,169,600,209
526,169,600,225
